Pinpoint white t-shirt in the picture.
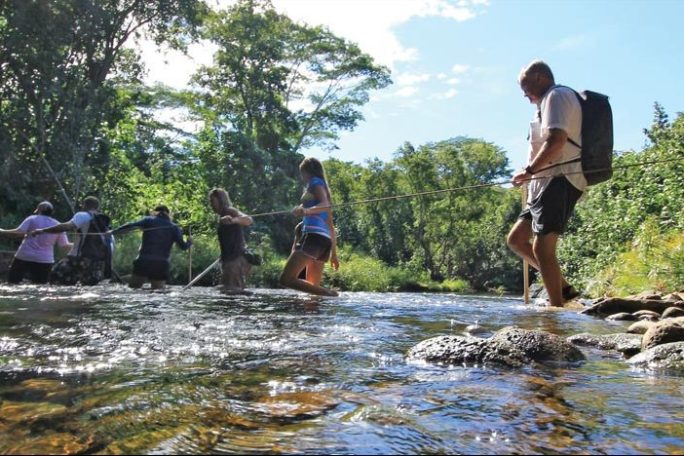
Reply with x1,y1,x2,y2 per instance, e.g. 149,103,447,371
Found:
527,85,586,203
67,211,95,257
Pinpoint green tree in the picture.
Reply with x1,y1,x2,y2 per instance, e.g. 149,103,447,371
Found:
188,0,391,251
0,0,205,217
559,107,684,292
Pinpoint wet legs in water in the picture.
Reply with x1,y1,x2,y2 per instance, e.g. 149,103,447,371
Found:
280,251,337,297
507,219,570,307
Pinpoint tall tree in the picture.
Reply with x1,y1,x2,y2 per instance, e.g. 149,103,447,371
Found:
0,0,205,216
190,0,391,250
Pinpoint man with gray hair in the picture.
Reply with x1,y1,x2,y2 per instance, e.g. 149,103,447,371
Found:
0,201,72,284
507,60,584,307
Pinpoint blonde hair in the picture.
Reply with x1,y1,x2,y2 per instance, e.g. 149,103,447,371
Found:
208,188,232,211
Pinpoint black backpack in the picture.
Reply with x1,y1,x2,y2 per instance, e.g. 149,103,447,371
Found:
567,89,614,185
78,213,112,261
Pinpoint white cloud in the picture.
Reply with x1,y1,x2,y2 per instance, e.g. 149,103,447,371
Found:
395,86,420,97
396,72,432,86
447,77,461,85
132,38,216,89
444,88,459,98
132,1,488,112
203,0,487,69
451,64,470,74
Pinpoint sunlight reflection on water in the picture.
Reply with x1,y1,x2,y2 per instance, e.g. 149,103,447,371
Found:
0,285,682,454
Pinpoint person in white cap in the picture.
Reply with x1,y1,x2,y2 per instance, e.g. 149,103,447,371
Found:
0,201,72,284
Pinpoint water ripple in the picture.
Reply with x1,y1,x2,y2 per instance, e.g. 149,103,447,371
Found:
0,286,683,453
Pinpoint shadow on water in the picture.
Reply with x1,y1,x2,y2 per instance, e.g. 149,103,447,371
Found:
0,285,683,454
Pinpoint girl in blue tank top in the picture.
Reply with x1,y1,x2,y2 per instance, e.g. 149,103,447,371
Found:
280,157,339,296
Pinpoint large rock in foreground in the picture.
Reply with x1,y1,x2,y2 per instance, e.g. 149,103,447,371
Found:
408,326,585,368
642,317,684,350
628,342,684,372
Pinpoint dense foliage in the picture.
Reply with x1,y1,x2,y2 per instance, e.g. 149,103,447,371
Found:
1,1,682,295
559,105,684,295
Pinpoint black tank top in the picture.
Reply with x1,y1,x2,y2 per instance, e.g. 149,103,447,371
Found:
218,223,245,261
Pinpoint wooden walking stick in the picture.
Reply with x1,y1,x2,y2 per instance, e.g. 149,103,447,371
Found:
522,185,530,305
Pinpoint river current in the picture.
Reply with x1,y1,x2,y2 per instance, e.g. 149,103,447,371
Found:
1,284,683,454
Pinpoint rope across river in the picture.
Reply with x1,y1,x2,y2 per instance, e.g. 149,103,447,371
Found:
247,156,683,218
72,155,683,235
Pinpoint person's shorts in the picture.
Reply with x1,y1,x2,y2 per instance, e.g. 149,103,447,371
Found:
133,259,170,282
8,258,52,284
294,232,332,262
519,176,583,235
221,255,251,289
50,256,104,286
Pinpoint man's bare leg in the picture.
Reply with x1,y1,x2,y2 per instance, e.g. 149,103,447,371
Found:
507,219,570,290
533,233,563,307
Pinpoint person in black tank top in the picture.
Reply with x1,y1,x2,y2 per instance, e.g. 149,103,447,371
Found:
208,188,254,294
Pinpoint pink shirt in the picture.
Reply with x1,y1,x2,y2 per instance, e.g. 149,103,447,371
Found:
14,215,70,263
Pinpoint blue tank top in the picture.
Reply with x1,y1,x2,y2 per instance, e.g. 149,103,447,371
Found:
301,177,331,238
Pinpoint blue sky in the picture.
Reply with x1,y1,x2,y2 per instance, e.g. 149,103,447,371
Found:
300,0,684,171
141,0,684,172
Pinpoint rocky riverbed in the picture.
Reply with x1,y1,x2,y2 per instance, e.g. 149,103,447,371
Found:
410,290,684,374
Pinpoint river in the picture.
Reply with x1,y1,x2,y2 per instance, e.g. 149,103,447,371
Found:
0,284,683,454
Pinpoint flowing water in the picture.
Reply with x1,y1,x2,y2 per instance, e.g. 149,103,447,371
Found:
1,284,683,454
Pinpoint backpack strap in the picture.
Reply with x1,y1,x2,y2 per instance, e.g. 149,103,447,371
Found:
75,213,94,258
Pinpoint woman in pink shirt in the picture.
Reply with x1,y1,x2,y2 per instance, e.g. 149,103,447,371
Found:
0,201,72,284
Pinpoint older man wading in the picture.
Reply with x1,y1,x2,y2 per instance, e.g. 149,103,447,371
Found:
507,60,584,307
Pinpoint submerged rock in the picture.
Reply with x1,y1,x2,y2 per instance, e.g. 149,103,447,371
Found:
408,335,509,366
628,342,684,372
662,307,684,319
567,333,642,357
464,321,488,336
408,326,585,368
642,317,684,351
0,401,68,423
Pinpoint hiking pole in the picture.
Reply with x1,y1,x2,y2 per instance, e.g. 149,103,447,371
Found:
188,226,193,283
522,185,530,305
183,257,220,290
